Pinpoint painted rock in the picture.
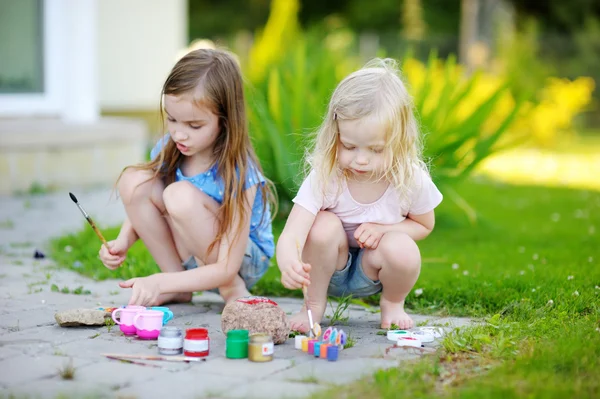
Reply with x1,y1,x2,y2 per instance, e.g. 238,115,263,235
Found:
221,296,289,344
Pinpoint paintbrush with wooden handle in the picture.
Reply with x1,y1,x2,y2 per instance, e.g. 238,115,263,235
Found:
296,241,316,338
69,192,108,249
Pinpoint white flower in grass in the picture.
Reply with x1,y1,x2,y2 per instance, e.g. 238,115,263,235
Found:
531,288,536,292
589,257,594,263
518,246,525,253
463,270,469,276
573,290,580,297
64,245,73,253
532,253,539,260
519,270,525,275
568,275,574,280
595,286,600,290
452,263,459,270
547,299,554,306
596,327,600,333
414,288,423,297
551,213,560,222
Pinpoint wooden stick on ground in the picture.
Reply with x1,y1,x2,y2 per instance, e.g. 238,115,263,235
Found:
102,353,205,363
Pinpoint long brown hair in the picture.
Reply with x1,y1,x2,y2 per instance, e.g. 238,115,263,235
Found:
124,48,277,260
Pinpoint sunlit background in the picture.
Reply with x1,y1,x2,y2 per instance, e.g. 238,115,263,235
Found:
0,0,597,202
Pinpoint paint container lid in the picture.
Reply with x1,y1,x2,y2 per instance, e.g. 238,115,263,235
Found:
185,328,208,340
226,329,249,359
160,326,183,338
227,329,249,340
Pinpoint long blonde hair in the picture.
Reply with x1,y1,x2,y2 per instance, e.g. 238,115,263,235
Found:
307,58,426,201
123,48,277,258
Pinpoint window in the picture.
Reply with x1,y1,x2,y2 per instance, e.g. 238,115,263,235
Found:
0,0,44,93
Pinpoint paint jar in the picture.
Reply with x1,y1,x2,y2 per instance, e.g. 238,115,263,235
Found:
248,333,274,362
294,335,306,350
307,339,317,355
327,345,339,361
157,326,183,355
184,328,210,357
226,329,249,359
301,337,309,352
313,341,322,357
320,343,329,359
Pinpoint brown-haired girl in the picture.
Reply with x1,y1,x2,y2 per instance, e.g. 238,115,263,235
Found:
99,48,276,306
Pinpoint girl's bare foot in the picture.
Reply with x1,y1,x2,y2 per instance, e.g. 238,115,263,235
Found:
288,302,326,333
380,296,414,330
157,292,193,306
219,275,251,304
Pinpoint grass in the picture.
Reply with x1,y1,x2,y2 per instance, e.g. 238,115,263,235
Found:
49,172,600,397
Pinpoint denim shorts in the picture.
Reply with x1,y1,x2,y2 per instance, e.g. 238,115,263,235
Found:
182,239,270,293
328,247,382,298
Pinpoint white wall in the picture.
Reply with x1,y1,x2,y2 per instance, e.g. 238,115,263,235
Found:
97,0,188,111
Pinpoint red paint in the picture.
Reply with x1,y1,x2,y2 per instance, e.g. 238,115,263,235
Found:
184,328,210,357
236,296,278,306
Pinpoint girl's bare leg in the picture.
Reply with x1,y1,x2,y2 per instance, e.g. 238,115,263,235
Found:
118,169,192,304
288,211,349,332
162,181,250,304
361,232,421,329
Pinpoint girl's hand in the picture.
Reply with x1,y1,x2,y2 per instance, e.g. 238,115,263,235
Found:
354,223,385,249
280,260,311,290
119,274,161,306
98,239,129,270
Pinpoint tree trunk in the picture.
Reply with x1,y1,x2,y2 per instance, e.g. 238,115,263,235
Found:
459,0,479,70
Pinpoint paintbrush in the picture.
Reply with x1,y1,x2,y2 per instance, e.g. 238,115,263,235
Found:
296,241,315,338
102,353,205,363
105,355,163,368
69,192,108,249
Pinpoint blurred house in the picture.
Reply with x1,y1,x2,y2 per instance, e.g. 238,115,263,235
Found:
0,0,187,194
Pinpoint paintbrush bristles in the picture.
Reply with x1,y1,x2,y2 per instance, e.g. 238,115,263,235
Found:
69,192,109,247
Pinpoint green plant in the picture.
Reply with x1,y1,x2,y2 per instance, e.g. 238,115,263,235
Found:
289,374,319,384
246,34,357,205
327,294,353,325
105,318,115,333
343,334,356,349
58,358,75,380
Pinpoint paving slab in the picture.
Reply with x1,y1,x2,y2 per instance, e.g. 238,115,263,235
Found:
0,188,474,398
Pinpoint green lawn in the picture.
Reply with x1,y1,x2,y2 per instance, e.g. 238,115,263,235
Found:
50,177,600,398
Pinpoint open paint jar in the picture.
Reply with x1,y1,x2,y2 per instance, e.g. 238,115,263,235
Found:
248,333,273,362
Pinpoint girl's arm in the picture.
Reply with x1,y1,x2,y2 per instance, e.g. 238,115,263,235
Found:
354,210,435,249
276,204,316,289
381,210,435,240
116,217,139,248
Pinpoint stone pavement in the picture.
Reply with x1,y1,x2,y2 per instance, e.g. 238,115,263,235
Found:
0,189,473,399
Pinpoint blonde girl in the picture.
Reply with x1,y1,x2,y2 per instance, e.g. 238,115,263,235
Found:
99,48,276,306
276,58,442,331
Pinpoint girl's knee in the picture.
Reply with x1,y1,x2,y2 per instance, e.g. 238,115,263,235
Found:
306,211,344,247
378,232,421,273
118,168,156,203
163,181,217,219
